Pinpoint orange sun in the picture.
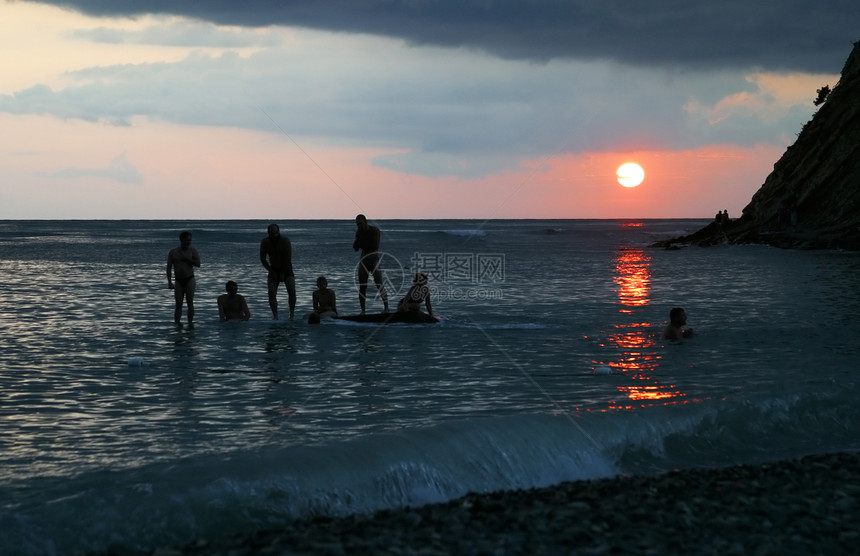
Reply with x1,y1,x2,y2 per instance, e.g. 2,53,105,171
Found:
617,163,645,187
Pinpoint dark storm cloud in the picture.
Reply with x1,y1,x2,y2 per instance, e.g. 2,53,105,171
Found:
29,0,859,72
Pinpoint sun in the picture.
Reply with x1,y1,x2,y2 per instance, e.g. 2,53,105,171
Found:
617,163,645,188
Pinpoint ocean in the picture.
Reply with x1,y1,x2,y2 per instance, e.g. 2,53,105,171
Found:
1,219,858,554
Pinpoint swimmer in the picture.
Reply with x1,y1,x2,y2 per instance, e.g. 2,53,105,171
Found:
662,307,693,339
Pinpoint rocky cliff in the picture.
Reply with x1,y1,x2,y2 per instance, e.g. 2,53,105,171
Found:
656,40,860,250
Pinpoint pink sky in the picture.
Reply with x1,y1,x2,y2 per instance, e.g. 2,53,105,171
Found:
0,2,841,219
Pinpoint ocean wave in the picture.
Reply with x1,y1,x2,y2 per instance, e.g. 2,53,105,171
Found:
5,389,855,555
441,229,487,237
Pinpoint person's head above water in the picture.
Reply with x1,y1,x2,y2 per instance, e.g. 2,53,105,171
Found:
662,307,693,339
669,307,687,326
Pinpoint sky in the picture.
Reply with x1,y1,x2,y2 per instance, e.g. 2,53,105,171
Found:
1,1,856,219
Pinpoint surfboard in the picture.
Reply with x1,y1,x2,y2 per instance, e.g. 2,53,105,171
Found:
309,312,439,324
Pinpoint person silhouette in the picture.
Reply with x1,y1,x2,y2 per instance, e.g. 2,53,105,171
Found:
260,223,296,320
662,307,693,339
312,276,338,319
166,230,201,324
397,273,433,317
352,214,389,314
217,280,251,321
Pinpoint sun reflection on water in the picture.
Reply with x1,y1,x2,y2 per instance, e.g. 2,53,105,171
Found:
613,247,651,313
594,243,689,408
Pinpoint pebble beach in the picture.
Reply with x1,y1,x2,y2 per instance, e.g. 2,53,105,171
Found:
101,451,860,555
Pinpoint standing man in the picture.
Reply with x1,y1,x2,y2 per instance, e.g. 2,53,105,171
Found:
260,223,296,320
166,230,201,324
353,214,389,314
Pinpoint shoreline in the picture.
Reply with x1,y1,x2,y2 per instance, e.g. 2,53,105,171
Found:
104,451,860,555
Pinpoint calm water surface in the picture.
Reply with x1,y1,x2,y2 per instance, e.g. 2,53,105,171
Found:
1,219,858,554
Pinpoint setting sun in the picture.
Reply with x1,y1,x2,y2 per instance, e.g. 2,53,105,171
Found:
617,163,645,187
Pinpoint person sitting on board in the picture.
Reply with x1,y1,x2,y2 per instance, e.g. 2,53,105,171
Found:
397,273,433,318
662,307,693,339
217,280,251,321
311,276,338,320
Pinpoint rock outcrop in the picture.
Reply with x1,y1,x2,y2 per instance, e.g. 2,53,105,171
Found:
655,40,860,250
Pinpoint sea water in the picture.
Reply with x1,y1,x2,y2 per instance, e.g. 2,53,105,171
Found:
1,219,858,554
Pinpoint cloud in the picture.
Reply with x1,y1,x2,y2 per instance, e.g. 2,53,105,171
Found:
26,0,859,72
46,153,144,184
0,36,823,168
2,4,840,181
70,20,284,48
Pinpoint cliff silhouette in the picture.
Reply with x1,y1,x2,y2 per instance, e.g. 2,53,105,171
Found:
656,40,860,250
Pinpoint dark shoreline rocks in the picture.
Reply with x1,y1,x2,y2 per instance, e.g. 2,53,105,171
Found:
655,40,860,251
652,215,860,251
102,451,860,555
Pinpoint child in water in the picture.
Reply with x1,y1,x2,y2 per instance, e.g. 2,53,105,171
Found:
217,280,251,321
397,273,433,317
311,276,338,320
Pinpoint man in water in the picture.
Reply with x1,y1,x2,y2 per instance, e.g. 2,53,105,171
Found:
353,214,389,314
260,223,296,320
662,307,693,339
166,230,201,324
217,280,251,321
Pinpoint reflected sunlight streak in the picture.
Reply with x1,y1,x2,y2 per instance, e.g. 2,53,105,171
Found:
597,243,689,408
613,248,651,313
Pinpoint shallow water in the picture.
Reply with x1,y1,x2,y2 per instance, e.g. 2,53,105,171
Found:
1,219,858,554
